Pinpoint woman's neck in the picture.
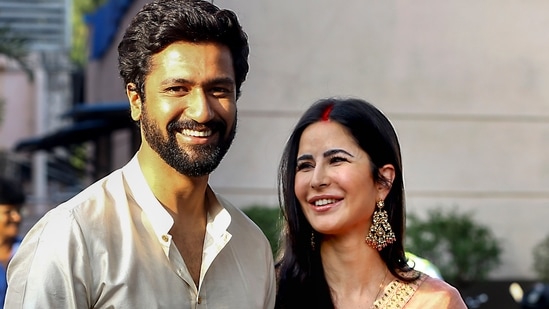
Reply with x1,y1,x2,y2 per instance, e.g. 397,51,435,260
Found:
320,235,391,308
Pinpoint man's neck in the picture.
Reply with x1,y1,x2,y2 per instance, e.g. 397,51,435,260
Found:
137,148,211,215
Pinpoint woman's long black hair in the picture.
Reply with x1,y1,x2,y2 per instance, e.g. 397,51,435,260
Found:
275,97,417,309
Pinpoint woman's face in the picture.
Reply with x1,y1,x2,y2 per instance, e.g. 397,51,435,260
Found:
294,121,390,237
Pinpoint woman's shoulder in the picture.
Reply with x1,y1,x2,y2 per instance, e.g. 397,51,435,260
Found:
406,274,467,308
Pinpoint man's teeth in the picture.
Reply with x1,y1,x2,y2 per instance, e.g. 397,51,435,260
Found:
182,129,212,137
314,199,337,206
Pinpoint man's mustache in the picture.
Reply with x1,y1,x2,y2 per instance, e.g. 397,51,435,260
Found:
167,119,224,133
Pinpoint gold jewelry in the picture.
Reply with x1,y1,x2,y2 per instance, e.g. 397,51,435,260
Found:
365,200,396,251
370,268,388,309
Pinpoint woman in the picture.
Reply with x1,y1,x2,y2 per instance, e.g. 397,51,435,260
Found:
275,97,466,308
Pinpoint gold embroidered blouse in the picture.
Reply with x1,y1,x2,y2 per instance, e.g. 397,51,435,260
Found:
372,272,427,309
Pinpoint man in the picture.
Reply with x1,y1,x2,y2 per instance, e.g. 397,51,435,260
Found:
5,0,276,308
0,178,24,308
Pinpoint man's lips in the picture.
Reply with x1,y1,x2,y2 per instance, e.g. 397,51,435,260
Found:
181,128,212,137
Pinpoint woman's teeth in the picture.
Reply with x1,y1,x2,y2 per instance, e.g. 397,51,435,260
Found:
314,199,337,206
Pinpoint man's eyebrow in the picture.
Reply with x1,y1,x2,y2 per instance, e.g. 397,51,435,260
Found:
207,77,235,86
160,78,190,87
159,77,235,87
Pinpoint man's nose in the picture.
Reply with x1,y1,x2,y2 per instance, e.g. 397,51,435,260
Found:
185,89,214,123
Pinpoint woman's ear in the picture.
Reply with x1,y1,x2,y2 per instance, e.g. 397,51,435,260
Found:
377,164,395,199
126,83,142,121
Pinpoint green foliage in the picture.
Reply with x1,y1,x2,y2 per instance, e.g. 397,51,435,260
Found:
533,233,549,282
71,0,107,67
242,205,282,256
67,144,89,178
406,207,502,287
0,26,32,80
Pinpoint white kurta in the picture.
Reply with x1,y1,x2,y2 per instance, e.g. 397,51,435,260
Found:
5,156,276,309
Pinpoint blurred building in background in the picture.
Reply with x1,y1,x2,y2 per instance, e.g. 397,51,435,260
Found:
1,0,548,281
0,0,73,215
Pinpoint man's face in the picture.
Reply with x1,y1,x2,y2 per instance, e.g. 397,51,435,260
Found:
130,41,237,177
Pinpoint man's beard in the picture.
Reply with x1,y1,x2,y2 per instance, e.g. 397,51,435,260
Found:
140,106,236,177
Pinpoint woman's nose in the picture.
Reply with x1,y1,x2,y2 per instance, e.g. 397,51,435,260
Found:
310,167,329,189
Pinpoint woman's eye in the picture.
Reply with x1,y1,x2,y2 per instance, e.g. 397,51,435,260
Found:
330,156,348,164
296,162,314,171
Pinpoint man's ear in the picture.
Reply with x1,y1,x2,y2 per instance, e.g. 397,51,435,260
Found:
377,164,395,199
126,83,142,121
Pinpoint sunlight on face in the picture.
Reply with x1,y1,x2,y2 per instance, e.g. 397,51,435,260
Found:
139,42,237,177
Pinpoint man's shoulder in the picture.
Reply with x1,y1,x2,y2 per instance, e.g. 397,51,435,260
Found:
19,166,137,258
35,168,127,228
68,167,125,204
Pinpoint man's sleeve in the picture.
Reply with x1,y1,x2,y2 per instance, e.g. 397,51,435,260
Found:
263,239,276,309
5,209,92,308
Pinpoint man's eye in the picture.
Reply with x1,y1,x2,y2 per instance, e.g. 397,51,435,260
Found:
211,87,232,98
166,86,188,94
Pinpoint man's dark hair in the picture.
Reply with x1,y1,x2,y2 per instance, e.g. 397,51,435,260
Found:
117,0,249,101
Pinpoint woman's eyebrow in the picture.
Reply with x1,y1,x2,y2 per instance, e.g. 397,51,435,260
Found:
296,154,313,161
296,149,354,161
323,149,354,158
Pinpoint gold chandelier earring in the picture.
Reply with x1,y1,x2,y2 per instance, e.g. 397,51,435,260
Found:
365,200,396,251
